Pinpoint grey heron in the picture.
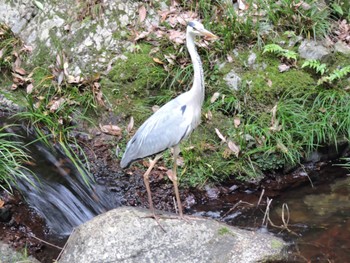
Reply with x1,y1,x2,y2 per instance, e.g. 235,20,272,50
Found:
120,21,218,218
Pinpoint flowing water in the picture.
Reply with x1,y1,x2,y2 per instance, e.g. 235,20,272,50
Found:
1,116,350,262
190,164,350,262
0,117,117,235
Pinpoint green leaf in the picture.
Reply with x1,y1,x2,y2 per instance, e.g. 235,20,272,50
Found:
34,1,44,11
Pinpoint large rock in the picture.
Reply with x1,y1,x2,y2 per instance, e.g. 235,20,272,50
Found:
0,0,159,74
58,207,286,263
298,40,331,60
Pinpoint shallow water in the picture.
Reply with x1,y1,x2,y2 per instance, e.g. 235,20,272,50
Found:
189,164,350,262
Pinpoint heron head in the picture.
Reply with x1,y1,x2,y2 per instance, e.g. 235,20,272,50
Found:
187,21,218,40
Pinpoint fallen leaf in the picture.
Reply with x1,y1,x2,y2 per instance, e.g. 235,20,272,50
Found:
152,57,164,65
99,124,122,136
210,92,220,103
138,5,147,23
238,0,249,10
227,54,233,63
49,98,65,112
277,140,288,153
11,84,18,90
176,156,185,167
215,128,226,143
168,29,186,45
134,31,150,42
26,83,34,94
270,104,278,126
227,140,240,157
152,105,160,112
0,200,4,208
127,116,134,133
266,79,273,87
157,166,168,171
166,169,175,182
278,64,290,72
234,117,241,128
14,67,27,75
205,110,212,120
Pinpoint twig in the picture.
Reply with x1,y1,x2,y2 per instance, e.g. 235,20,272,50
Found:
257,188,265,207
220,200,254,219
56,228,76,262
30,234,63,250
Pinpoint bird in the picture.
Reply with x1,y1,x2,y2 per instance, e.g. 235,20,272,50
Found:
120,21,218,219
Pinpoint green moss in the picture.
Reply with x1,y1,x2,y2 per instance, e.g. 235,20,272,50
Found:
241,58,315,106
270,239,284,250
102,44,169,125
218,227,233,236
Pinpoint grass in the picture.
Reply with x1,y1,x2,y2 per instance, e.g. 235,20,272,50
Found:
0,126,34,192
0,0,349,188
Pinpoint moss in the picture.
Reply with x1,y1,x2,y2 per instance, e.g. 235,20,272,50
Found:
218,227,233,236
270,239,284,250
102,43,169,125
241,57,315,106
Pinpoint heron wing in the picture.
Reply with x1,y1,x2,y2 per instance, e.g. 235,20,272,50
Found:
121,94,196,168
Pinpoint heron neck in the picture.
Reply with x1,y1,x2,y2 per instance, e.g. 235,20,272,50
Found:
186,32,205,106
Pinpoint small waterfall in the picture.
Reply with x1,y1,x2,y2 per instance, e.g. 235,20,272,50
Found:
2,118,116,235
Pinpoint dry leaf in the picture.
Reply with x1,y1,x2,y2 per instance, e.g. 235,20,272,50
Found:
266,79,273,87
138,5,147,23
205,110,212,121
99,124,122,136
238,0,249,10
166,169,175,182
210,92,220,103
152,105,160,112
26,83,34,94
227,140,240,157
134,30,151,42
270,104,277,126
215,128,226,143
277,140,288,153
49,98,65,112
0,199,4,208
176,156,185,167
152,57,164,65
234,117,241,128
168,30,186,45
127,116,134,133
278,64,290,72
14,67,27,75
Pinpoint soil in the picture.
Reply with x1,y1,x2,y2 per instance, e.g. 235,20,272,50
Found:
0,113,349,263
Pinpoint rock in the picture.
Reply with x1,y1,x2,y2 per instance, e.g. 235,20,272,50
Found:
0,0,147,72
58,207,286,263
0,241,40,263
224,70,241,91
334,41,350,55
247,52,257,66
298,40,331,60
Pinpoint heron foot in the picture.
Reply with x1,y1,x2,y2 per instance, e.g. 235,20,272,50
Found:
141,213,167,232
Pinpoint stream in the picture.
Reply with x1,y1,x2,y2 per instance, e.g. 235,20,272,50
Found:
1,115,350,262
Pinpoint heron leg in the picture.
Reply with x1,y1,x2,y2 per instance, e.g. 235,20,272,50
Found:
143,154,162,216
171,144,184,217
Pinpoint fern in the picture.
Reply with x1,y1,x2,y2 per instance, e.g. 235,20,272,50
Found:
302,59,328,75
263,44,284,54
318,65,350,85
263,44,298,61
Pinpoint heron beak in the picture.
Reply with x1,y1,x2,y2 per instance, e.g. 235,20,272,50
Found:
201,29,219,40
